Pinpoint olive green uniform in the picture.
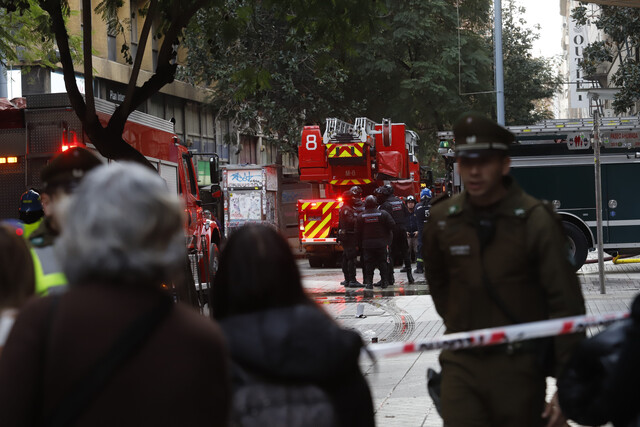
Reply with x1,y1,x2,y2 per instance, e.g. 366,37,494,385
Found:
424,177,586,427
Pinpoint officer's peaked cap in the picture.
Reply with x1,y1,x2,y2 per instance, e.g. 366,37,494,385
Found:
41,147,102,192
453,113,514,158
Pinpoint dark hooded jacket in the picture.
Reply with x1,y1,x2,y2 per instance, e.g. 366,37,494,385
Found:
221,304,375,427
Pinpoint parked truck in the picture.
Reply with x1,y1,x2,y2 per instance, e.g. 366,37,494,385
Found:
221,164,279,235
437,116,640,269
298,117,421,267
0,93,221,311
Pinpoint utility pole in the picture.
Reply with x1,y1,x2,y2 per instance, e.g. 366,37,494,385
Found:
494,0,505,125
592,104,606,294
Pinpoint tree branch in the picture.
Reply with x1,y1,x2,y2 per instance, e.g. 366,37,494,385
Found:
111,0,208,131
42,0,89,123
117,0,158,123
82,0,94,115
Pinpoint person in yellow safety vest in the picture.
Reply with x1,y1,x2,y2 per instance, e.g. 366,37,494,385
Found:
29,147,102,296
18,189,44,240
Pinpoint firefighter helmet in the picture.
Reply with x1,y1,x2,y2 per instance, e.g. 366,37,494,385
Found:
420,188,432,200
349,186,363,198
19,189,43,213
365,195,378,209
406,195,416,203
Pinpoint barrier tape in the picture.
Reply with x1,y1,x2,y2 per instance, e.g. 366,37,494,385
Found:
366,311,629,358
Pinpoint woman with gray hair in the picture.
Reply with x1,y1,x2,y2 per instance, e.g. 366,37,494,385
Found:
0,162,231,426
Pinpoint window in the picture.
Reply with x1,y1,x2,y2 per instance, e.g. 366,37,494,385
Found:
108,33,117,61
130,1,138,60
182,155,198,196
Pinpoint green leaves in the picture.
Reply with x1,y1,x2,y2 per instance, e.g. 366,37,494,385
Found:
0,0,80,68
572,5,640,114
182,0,376,150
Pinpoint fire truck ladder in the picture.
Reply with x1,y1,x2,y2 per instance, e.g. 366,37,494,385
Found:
353,117,378,143
437,116,640,140
323,118,354,144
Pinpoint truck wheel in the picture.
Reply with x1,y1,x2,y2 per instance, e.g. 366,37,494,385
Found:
309,256,323,268
563,222,588,270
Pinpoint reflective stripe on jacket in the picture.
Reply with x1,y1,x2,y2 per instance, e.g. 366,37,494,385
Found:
32,246,68,296
23,219,43,240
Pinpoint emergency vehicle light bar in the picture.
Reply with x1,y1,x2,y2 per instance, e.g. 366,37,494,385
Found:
0,157,18,164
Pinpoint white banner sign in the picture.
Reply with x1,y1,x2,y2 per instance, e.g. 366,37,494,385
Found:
569,18,590,109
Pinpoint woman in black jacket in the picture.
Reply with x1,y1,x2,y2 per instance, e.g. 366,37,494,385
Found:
211,224,375,427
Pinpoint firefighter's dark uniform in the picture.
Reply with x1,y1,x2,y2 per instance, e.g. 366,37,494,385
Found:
355,197,394,289
423,114,586,427
414,192,431,274
379,190,414,284
352,195,366,280
338,195,360,287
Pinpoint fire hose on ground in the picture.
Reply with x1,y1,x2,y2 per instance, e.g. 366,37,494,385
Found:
365,311,629,358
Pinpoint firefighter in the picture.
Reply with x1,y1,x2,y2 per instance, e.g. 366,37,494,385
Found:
18,189,44,239
355,195,394,289
350,185,366,279
29,147,102,296
350,185,365,213
414,188,432,275
423,113,585,426
338,190,361,288
404,195,418,268
378,185,414,285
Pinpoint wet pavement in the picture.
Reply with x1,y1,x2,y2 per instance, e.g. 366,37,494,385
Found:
299,258,640,426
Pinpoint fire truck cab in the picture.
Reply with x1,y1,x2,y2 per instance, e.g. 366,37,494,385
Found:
298,117,421,267
0,93,220,312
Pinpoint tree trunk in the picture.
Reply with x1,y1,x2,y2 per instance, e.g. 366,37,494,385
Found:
276,148,285,233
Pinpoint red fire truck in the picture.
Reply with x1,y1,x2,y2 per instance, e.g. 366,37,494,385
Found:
0,93,221,311
297,117,421,267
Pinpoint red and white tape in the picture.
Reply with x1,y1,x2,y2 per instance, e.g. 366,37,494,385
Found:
366,311,630,358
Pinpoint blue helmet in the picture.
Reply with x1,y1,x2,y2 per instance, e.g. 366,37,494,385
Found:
19,189,43,213
420,188,432,200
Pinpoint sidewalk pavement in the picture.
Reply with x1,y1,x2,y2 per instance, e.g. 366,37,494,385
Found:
301,258,640,426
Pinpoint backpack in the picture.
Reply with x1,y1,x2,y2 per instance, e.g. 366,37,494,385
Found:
230,363,338,427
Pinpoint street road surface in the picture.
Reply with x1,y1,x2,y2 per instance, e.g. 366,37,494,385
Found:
299,258,640,426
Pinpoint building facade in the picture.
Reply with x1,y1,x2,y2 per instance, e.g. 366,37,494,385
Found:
3,0,297,184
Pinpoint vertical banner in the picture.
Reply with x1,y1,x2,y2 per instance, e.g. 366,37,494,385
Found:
569,17,590,109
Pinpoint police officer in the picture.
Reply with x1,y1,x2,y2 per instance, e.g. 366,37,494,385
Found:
30,147,102,296
414,188,432,274
338,190,361,288
355,195,394,289
378,185,414,284
423,113,586,426
18,189,44,239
